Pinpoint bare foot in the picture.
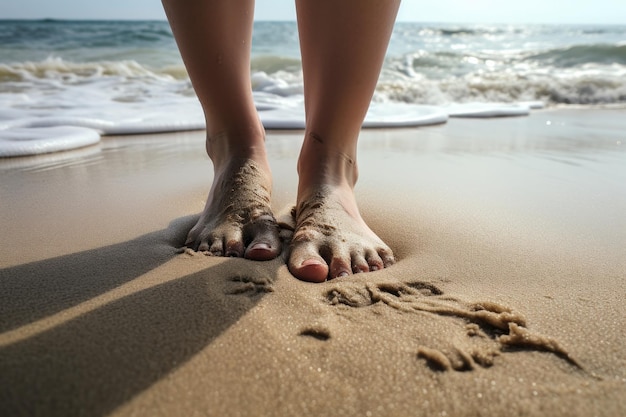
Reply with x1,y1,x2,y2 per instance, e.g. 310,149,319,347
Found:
288,183,395,282
186,157,281,261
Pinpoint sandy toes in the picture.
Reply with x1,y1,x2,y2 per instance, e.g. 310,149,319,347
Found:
288,184,395,282
185,158,281,260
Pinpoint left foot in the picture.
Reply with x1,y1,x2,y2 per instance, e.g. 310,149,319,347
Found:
185,155,281,261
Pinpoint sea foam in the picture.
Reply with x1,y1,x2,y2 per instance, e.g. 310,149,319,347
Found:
0,58,529,157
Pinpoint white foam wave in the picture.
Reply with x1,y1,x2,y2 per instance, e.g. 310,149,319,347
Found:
259,101,448,129
445,103,530,118
0,126,100,157
0,58,544,158
374,69,626,105
0,56,181,78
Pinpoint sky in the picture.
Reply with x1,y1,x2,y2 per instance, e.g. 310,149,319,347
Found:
1,0,626,25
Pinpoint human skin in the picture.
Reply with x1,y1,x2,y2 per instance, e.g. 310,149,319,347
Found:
289,0,398,281
161,0,399,281
162,0,281,260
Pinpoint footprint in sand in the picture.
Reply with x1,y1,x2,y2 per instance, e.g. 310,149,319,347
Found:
324,280,581,372
225,274,274,296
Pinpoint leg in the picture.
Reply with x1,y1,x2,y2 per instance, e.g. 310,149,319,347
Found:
162,0,281,259
291,0,400,281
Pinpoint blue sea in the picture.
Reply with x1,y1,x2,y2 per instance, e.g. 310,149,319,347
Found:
0,19,625,140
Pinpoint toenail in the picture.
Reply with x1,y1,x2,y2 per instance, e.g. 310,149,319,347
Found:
338,271,349,278
302,259,325,267
250,242,271,251
370,265,379,271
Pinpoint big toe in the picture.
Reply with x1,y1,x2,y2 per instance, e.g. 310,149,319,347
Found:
288,243,329,283
245,241,280,261
243,215,282,261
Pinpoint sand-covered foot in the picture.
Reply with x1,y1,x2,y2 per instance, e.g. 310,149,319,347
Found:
289,184,395,282
186,158,281,261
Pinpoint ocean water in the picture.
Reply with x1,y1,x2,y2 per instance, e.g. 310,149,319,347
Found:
0,19,625,152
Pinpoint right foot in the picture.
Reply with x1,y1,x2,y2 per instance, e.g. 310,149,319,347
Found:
288,182,395,282
287,132,395,282
185,156,281,261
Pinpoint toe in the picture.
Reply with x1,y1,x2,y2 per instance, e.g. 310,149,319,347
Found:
195,231,211,252
197,240,209,252
185,236,198,250
378,247,395,268
351,252,370,274
244,214,282,261
329,249,352,279
185,225,201,249
224,230,244,257
209,238,224,256
289,242,329,283
245,241,279,261
365,249,384,271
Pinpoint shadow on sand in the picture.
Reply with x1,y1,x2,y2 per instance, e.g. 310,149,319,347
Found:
0,216,282,417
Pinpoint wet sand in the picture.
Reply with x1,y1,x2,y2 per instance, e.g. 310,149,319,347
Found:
1,108,625,416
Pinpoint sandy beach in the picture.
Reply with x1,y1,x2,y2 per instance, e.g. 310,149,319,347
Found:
1,108,625,416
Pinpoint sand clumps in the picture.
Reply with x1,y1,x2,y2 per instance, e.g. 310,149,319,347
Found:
325,279,582,373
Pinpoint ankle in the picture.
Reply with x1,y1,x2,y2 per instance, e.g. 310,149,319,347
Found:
297,133,359,191
206,128,268,170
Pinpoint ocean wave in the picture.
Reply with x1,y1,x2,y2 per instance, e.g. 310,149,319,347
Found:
250,55,301,74
374,72,626,105
249,66,626,105
1,55,626,112
392,23,528,39
434,26,525,37
525,44,626,67
0,57,183,83
391,43,626,80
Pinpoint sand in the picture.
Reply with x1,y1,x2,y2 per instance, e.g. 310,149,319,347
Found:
1,108,625,417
